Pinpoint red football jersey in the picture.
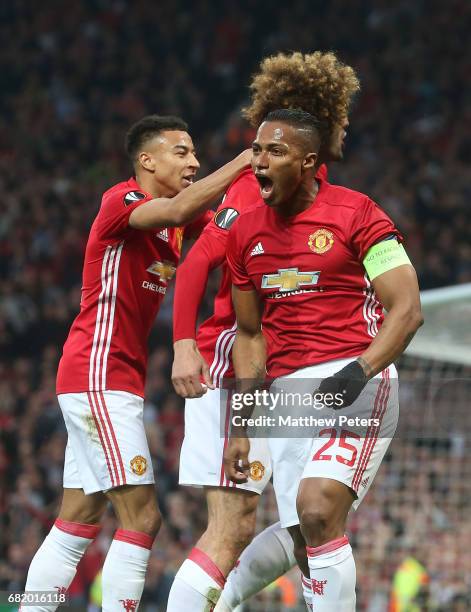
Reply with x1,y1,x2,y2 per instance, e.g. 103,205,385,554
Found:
193,166,329,385
195,169,263,385
57,178,208,397
226,177,401,378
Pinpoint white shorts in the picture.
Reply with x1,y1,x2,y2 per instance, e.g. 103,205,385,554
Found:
179,387,272,494
58,390,154,495
269,358,399,528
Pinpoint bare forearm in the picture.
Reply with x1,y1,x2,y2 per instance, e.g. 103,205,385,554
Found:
359,306,423,377
130,151,250,229
231,330,266,434
230,288,265,430
233,330,266,390
168,156,247,225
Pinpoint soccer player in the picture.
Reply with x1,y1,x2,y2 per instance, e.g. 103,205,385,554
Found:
224,108,423,611
21,115,251,612
169,52,360,611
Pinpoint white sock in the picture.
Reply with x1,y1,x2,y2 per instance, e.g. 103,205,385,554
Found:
306,536,356,611
215,521,295,610
23,519,100,611
167,548,226,611
101,529,154,612
300,572,313,611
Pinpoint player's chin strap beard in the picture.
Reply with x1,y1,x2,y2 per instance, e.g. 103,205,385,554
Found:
315,360,369,409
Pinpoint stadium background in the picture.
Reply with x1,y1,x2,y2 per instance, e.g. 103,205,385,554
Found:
1,0,470,610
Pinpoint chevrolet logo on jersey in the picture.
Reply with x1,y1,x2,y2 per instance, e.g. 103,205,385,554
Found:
261,268,320,292
146,260,176,283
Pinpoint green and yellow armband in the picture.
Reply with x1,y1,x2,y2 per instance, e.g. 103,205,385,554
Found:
363,239,411,280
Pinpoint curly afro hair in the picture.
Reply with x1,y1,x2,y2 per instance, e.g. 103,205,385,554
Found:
243,51,360,137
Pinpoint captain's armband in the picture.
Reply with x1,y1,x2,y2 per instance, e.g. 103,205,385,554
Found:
363,239,411,280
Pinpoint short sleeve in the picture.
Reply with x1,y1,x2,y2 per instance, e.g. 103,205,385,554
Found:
203,169,260,243
226,221,254,291
350,198,403,261
96,187,153,240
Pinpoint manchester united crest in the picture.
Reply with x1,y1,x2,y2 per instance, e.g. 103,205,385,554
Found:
130,455,147,476
249,461,265,481
119,599,139,612
308,229,334,254
204,587,221,611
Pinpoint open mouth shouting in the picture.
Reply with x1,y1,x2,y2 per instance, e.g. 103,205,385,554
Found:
256,174,274,199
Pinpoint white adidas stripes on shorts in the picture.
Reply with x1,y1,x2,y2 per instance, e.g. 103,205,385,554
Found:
268,358,399,528
59,390,154,494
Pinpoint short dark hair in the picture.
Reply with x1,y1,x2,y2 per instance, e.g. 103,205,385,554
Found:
263,108,321,150
125,114,189,161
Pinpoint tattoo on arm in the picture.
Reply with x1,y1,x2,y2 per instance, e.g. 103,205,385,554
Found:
235,359,265,395
250,360,265,382
357,357,374,379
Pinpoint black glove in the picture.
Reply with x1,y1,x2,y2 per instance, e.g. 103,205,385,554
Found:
316,360,368,410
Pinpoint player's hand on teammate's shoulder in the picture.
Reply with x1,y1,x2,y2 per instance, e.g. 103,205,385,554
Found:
171,339,215,398
236,148,254,169
223,434,251,484
315,360,369,410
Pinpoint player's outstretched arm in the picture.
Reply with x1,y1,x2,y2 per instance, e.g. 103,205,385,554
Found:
224,286,266,484
172,233,227,398
128,149,252,229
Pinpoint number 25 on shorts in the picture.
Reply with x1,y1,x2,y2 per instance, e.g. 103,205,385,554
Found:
312,428,360,467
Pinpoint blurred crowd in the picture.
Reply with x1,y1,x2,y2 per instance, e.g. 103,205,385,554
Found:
1,0,470,609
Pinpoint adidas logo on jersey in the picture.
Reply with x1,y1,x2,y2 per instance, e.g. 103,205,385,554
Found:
156,228,169,242
250,242,264,256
